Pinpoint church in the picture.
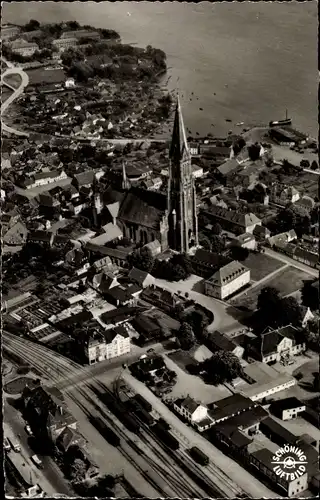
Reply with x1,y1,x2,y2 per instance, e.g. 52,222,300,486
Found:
102,97,199,254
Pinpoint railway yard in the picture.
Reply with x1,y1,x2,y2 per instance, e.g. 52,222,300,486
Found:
3,330,274,499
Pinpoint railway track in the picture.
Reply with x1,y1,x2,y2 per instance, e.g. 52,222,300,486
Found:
116,379,247,498
4,333,252,498
3,334,202,497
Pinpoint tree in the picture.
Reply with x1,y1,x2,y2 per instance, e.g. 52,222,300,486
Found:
311,160,318,171
198,233,212,251
248,143,261,161
170,253,193,276
250,183,267,203
127,247,154,273
210,235,225,254
24,19,40,31
186,310,211,336
276,207,298,233
211,223,222,236
279,296,303,327
69,458,87,483
301,280,319,310
177,322,196,350
66,21,80,30
202,350,243,385
256,287,282,328
300,159,310,169
257,287,304,330
230,246,249,261
198,213,210,228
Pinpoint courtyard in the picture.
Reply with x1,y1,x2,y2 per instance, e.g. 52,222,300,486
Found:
163,352,232,405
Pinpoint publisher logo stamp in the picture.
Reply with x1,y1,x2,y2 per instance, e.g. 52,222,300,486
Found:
271,445,308,481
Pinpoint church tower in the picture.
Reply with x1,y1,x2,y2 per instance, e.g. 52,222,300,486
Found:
167,96,198,253
122,161,130,190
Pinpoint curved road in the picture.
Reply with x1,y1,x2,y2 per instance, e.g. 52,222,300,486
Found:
1,64,30,137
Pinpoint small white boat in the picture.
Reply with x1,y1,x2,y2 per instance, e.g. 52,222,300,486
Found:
236,122,244,126
127,12,131,16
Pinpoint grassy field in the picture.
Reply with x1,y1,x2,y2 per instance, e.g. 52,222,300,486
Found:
242,252,284,281
1,88,13,104
3,74,22,89
232,266,311,310
4,377,35,395
27,67,66,86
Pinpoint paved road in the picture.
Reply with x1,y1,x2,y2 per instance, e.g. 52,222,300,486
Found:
1,65,30,137
264,247,318,278
4,405,73,496
153,275,245,334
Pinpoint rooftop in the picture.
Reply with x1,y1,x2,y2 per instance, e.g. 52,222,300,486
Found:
207,260,249,286
205,205,261,228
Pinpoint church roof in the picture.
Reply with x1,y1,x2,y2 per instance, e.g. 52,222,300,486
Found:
169,96,190,163
118,187,167,230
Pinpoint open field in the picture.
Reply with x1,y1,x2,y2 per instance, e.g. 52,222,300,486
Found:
3,73,22,89
1,87,13,104
4,376,36,395
27,67,66,86
242,252,284,282
163,353,232,404
232,266,311,310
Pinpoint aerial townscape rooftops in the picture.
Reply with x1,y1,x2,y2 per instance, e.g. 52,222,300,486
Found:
2,5,319,500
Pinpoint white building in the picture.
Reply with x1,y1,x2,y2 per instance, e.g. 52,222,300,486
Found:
23,170,68,190
84,325,131,365
2,24,21,40
9,39,39,57
52,37,78,51
173,396,212,431
231,233,256,250
192,165,204,179
240,361,297,402
65,78,75,89
205,261,250,300
270,397,306,421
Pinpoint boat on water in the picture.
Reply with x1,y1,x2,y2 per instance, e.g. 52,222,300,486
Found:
236,122,244,126
269,109,292,127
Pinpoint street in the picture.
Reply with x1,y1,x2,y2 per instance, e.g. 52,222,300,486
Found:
4,403,73,496
153,275,245,334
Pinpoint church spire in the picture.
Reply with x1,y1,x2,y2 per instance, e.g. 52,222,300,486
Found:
169,94,190,164
122,161,130,190
167,93,198,253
